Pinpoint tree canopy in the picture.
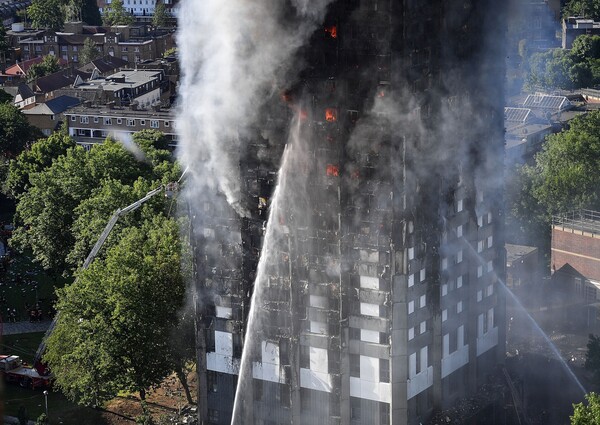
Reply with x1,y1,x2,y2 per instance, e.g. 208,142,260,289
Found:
507,110,600,250
27,55,61,83
80,38,101,65
0,103,41,159
10,132,178,272
43,216,188,405
4,131,75,198
571,392,600,424
27,0,65,30
527,35,600,90
102,0,134,26
563,0,600,20
152,1,168,28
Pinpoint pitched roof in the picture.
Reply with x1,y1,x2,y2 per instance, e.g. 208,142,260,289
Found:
504,107,532,123
35,69,91,93
22,95,80,116
78,55,128,74
5,56,69,76
523,94,571,111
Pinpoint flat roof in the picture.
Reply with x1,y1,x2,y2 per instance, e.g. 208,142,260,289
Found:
506,244,538,263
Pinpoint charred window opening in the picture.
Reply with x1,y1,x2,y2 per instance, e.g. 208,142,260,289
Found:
326,164,339,177
325,108,337,122
207,371,218,393
253,378,263,401
324,25,337,39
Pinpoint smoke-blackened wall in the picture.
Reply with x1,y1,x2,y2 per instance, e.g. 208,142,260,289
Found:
177,0,507,423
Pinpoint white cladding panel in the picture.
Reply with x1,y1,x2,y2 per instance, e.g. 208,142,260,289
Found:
215,331,232,356
300,368,332,393
310,347,328,374
350,377,391,403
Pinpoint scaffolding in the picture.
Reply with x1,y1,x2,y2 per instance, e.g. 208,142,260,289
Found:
552,209,600,238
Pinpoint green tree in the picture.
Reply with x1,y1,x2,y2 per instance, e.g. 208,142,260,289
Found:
531,112,600,213
81,0,102,25
44,216,187,405
0,103,40,158
27,0,65,30
571,392,600,424
152,1,168,28
564,0,600,20
508,111,600,253
103,0,134,26
4,132,75,198
10,135,177,272
27,55,61,82
572,35,600,60
80,37,101,65
35,413,49,425
0,89,12,104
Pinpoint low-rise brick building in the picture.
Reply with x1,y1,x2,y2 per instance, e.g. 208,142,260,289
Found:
64,104,176,148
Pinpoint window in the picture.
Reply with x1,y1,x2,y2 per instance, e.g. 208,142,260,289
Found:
487,260,493,272
420,268,426,282
70,115,76,121
487,284,494,296
442,284,448,296
419,320,426,334
122,46,128,52
93,116,99,123
207,371,217,393
488,212,493,223
350,398,361,420
456,225,463,238
408,274,415,287
350,354,360,377
140,119,146,125
456,249,463,264
80,116,89,124
117,118,122,124
419,294,426,308
380,359,389,383
150,120,159,128
477,266,483,278
487,236,493,248
165,121,170,127
208,409,219,423
104,117,112,125
442,309,448,322
477,240,483,252
408,301,414,314
457,301,463,314
408,327,415,340
457,199,463,212
442,258,448,270
127,119,135,126
456,276,463,288
408,247,414,260
477,290,483,302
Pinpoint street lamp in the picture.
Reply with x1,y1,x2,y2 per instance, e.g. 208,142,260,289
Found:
43,390,48,417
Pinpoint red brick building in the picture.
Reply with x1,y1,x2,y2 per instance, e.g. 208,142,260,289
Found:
551,210,600,311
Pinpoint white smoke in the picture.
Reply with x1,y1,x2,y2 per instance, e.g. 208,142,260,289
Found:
110,131,147,162
176,0,333,216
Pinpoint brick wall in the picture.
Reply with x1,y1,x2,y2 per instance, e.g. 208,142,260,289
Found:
551,227,600,282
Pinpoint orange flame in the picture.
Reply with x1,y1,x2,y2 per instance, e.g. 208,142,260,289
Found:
325,108,337,122
325,25,337,38
326,164,339,177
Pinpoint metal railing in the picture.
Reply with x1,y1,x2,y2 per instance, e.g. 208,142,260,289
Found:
552,209,600,238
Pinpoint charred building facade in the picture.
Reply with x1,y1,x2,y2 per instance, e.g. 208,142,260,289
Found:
191,1,506,424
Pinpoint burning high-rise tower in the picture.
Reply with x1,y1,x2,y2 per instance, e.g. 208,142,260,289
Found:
177,0,506,424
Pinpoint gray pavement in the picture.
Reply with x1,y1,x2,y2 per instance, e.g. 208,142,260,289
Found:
2,320,51,336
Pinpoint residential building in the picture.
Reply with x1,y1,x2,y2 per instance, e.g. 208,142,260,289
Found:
59,69,166,107
3,56,68,80
22,95,80,135
551,210,600,330
7,23,174,65
562,17,600,49
64,104,176,148
4,82,35,109
97,0,180,19
194,1,506,425
506,244,539,289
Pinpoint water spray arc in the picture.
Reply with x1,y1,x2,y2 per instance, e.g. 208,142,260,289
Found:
462,240,587,396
